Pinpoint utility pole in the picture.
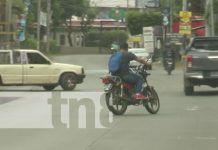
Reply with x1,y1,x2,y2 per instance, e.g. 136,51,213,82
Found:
169,0,173,33
206,0,215,36
183,0,187,11
46,0,51,52
210,0,215,36
127,0,129,8
37,0,41,50
6,0,12,49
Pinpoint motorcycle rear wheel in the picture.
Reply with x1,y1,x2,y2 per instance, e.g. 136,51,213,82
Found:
105,89,127,115
143,86,160,114
167,69,172,75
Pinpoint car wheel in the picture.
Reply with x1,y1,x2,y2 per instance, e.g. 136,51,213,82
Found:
60,73,77,91
184,78,194,95
43,85,57,91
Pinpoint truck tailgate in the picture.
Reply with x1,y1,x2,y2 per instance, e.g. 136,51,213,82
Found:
190,50,218,71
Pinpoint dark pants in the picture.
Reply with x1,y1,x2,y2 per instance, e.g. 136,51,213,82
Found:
122,72,143,93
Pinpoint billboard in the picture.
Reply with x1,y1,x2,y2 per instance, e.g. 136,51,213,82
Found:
179,11,192,35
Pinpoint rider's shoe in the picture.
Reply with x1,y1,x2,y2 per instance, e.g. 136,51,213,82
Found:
134,93,148,100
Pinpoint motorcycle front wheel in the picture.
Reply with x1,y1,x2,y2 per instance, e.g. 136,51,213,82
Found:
105,88,127,115
143,86,160,114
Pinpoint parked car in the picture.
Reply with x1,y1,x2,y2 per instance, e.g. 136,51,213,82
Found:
0,49,85,90
128,48,152,70
183,37,218,95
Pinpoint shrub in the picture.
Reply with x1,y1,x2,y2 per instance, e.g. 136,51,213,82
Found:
20,36,37,49
85,30,128,47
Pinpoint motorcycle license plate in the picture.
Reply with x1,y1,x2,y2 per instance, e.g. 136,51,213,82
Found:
104,83,113,91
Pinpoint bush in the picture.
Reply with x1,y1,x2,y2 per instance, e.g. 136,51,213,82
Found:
19,35,59,53
85,30,128,48
20,36,37,49
49,39,59,53
40,39,60,54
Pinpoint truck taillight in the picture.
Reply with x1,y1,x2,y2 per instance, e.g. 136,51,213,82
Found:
186,55,193,67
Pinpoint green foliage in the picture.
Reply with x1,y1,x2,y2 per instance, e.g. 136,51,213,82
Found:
126,11,162,35
56,0,95,46
59,0,87,21
51,0,65,28
39,40,59,54
49,39,59,53
215,0,218,14
12,0,25,14
80,7,97,36
189,0,205,15
20,35,37,49
85,30,128,47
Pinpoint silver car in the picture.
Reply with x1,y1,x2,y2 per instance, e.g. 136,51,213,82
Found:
128,48,152,70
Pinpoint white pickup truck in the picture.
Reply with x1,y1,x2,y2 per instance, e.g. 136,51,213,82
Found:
0,49,85,90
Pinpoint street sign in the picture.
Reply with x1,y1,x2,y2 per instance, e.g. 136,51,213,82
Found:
163,16,169,26
179,11,192,35
179,22,191,35
179,11,192,19
109,7,125,21
143,27,154,53
179,11,192,23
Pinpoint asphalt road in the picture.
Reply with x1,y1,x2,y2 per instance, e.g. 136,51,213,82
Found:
0,55,218,150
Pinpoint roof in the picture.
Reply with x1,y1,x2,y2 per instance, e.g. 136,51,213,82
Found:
13,49,39,52
90,0,136,8
65,19,126,29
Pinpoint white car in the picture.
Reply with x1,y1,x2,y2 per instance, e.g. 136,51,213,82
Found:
0,49,85,90
128,48,152,70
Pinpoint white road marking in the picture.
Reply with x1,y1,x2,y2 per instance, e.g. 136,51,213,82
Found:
186,105,200,111
86,69,108,74
195,136,217,140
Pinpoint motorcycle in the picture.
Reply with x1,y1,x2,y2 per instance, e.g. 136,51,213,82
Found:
165,58,174,75
100,64,160,115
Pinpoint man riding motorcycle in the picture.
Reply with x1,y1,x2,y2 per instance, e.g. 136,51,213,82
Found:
163,42,176,70
111,42,149,100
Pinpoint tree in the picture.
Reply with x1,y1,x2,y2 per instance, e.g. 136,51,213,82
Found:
58,0,90,47
188,0,205,15
51,0,64,40
126,11,162,35
12,0,25,14
80,6,97,46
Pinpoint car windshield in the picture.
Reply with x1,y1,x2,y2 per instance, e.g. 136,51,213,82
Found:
192,39,218,50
